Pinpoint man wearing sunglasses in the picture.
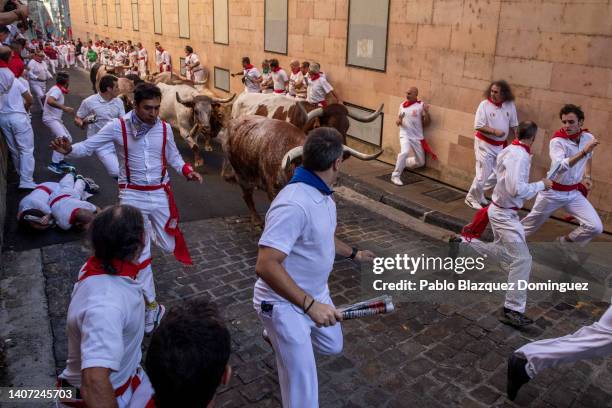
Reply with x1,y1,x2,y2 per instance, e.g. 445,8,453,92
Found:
521,104,602,244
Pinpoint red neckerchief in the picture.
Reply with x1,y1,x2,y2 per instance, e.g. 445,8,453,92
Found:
511,138,531,154
402,99,421,108
553,128,587,141
291,67,300,74
79,256,150,281
244,64,254,71
8,54,25,77
0,60,8,68
488,98,503,108
56,85,69,94
309,73,321,81
272,66,281,73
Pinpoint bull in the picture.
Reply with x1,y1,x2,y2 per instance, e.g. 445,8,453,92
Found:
89,63,141,112
149,70,209,91
221,104,383,226
158,82,235,166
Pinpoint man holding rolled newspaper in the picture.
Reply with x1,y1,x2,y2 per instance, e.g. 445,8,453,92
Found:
254,128,375,408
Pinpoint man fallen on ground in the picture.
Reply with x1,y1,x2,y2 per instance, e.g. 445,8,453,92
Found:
49,172,99,231
17,181,61,230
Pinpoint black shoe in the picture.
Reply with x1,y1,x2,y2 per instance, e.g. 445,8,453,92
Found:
500,308,533,328
448,235,462,259
507,353,530,401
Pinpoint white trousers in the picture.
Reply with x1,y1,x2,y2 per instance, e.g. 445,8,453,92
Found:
119,188,175,304
392,136,425,178
187,69,205,82
58,173,87,198
467,206,532,313
59,54,67,69
77,55,86,68
0,113,36,188
92,141,119,178
256,295,343,408
29,81,47,111
516,304,612,378
138,61,147,78
48,59,57,74
43,119,72,163
466,139,500,204
521,190,603,244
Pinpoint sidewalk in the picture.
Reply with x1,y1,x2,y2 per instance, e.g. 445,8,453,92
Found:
339,159,612,243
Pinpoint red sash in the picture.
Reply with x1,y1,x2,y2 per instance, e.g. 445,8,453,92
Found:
50,194,70,207
420,140,437,160
35,185,52,195
551,181,588,198
475,131,507,147
119,118,192,265
461,202,518,241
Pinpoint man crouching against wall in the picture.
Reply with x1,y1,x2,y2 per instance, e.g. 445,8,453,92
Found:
254,127,375,408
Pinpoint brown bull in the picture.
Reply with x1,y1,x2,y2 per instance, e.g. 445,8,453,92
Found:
221,115,382,226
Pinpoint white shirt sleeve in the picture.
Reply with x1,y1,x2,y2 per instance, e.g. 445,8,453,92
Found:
163,123,186,174
510,103,519,128
505,154,544,200
76,99,90,119
259,200,307,256
79,305,124,371
474,101,487,130
70,120,118,158
320,78,333,93
549,138,571,170
117,99,126,116
48,86,62,100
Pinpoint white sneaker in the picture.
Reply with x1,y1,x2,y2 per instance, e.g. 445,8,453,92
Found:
464,197,483,210
391,176,404,186
145,303,166,334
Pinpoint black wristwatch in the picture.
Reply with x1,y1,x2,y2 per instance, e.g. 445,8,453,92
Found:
347,247,358,260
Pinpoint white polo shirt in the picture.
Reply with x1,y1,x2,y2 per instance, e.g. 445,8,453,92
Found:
243,66,262,93
549,131,595,186
474,99,518,142
17,182,60,216
307,76,333,104
43,85,65,122
0,77,28,115
77,93,126,138
271,68,288,93
398,101,424,140
59,270,144,389
254,182,337,304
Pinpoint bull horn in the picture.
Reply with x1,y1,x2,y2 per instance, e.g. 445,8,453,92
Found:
176,92,193,105
342,144,382,160
307,107,324,123
347,103,384,123
212,93,236,104
282,146,304,170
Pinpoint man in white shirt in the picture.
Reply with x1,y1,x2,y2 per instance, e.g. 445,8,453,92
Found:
0,47,36,189
254,128,375,407
51,83,203,333
27,51,52,111
136,43,148,78
465,80,519,210
58,205,154,407
155,43,171,73
521,104,602,244
17,181,60,230
306,63,339,107
43,72,76,174
288,59,306,98
232,56,261,93
75,74,125,178
49,172,98,231
0,45,15,96
184,45,204,82
507,302,612,401
269,58,288,95
57,41,68,69
391,87,433,185
456,122,552,327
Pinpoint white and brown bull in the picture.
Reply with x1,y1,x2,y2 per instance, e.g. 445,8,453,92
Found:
158,82,235,166
221,105,383,226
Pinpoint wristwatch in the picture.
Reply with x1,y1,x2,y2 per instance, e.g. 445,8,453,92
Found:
347,247,358,260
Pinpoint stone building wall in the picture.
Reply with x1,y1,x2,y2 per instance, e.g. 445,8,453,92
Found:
68,0,612,230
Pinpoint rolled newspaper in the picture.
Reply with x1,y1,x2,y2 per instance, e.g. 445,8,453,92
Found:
84,114,97,124
339,295,395,320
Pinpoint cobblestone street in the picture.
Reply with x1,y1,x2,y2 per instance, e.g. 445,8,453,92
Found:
41,198,612,407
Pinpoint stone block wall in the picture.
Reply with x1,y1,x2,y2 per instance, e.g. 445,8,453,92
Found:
68,0,612,231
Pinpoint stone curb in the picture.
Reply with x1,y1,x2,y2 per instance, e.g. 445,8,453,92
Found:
338,173,469,235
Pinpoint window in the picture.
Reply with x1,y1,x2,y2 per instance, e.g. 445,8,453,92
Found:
178,0,189,38
131,0,139,30
153,0,162,34
101,0,108,26
213,0,228,44
83,0,88,23
115,0,121,28
92,0,97,24
346,0,390,72
214,67,230,92
264,0,287,54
